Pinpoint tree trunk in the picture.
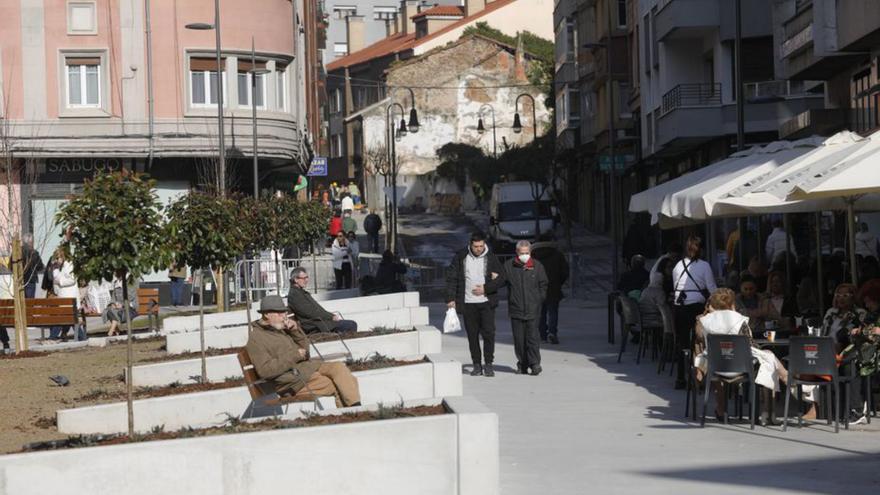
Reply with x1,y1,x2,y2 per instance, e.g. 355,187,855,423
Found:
11,237,27,352
215,267,226,312
122,276,134,437
244,262,254,333
199,270,207,382
274,249,282,294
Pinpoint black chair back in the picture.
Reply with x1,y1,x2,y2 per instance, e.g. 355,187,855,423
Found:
618,296,640,328
705,333,753,376
658,304,675,335
788,336,837,378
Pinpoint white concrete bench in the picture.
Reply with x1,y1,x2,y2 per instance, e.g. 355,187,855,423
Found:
160,291,420,334
130,326,442,387
2,396,498,495
56,353,462,435
164,306,430,355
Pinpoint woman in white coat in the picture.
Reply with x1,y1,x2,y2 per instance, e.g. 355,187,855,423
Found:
331,231,353,289
50,248,79,340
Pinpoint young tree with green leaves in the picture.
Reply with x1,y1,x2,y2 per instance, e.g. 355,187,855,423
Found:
56,170,172,437
166,192,245,381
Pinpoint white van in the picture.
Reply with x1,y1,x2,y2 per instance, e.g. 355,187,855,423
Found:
488,182,556,253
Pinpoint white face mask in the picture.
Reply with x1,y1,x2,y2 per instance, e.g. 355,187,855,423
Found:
518,254,531,264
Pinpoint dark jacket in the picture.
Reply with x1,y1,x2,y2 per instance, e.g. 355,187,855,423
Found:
502,258,548,320
376,260,407,288
363,213,382,234
532,246,568,302
287,285,335,333
617,267,649,293
21,245,44,286
246,319,320,395
446,247,505,310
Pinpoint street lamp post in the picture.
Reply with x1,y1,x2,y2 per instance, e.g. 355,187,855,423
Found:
186,0,226,197
384,87,420,254
249,37,270,199
476,103,497,158
512,93,537,142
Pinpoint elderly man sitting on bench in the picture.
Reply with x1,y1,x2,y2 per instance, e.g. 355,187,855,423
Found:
287,267,358,334
247,295,361,407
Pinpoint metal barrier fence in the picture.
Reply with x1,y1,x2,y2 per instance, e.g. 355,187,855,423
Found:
233,251,611,304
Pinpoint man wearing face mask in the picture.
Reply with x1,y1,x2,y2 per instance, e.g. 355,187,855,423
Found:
501,240,548,375
446,232,505,377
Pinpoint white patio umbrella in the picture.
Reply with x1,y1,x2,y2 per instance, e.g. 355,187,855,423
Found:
787,131,880,284
659,137,828,224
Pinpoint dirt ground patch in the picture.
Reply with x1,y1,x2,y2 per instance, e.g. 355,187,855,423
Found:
0,339,167,454
20,404,447,452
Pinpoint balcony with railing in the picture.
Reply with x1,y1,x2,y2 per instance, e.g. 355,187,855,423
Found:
661,83,721,115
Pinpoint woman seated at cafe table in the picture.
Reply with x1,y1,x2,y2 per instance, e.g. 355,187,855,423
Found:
821,283,866,352
758,271,799,335
694,288,791,425
845,279,880,378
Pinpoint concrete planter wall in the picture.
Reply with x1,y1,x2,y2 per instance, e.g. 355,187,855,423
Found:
164,306,430,355
130,326,443,387
0,396,498,495
161,291,420,334
57,354,462,435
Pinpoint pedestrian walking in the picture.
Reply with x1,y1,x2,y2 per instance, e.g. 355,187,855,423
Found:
501,241,548,375
21,233,44,298
445,232,505,377
363,209,383,253
169,263,187,306
331,231,354,289
532,242,568,344
342,210,357,236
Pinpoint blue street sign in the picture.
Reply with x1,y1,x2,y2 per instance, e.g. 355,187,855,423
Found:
307,157,328,176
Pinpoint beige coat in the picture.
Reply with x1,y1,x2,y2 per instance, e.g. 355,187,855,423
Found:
246,319,321,395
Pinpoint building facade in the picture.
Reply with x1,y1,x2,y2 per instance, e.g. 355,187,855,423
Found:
0,0,318,261
324,0,553,189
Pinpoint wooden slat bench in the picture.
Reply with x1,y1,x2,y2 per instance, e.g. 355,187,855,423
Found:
0,298,78,339
237,348,324,407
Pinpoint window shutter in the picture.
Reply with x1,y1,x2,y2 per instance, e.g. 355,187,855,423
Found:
237,60,267,72
190,57,226,71
65,57,100,66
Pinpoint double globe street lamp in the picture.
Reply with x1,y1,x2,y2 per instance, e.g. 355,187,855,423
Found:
385,87,420,253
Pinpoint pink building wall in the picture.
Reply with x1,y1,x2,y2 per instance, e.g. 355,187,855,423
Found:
150,0,295,118
0,0,23,119
43,0,124,118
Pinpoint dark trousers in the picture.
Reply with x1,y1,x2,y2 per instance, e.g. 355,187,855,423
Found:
539,300,560,339
330,319,358,333
335,263,352,289
170,277,185,305
673,303,704,382
463,302,495,365
0,327,8,348
512,318,541,368
25,283,36,299
367,232,380,253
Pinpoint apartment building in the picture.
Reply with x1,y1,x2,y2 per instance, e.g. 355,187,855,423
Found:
0,0,318,260
553,0,636,232
322,0,460,65
774,0,880,138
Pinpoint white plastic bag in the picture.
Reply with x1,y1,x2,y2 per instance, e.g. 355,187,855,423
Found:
443,307,462,334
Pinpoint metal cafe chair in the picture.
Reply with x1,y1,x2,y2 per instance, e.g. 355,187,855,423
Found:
701,334,756,429
783,336,839,433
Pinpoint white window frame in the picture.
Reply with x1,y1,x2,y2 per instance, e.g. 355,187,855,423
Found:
237,71,267,110
67,1,97,36
188,57,227,109
275,69,287,112
65,63,101,108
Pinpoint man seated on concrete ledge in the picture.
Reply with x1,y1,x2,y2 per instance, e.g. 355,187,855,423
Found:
287,267,359,333
247,295,361,407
